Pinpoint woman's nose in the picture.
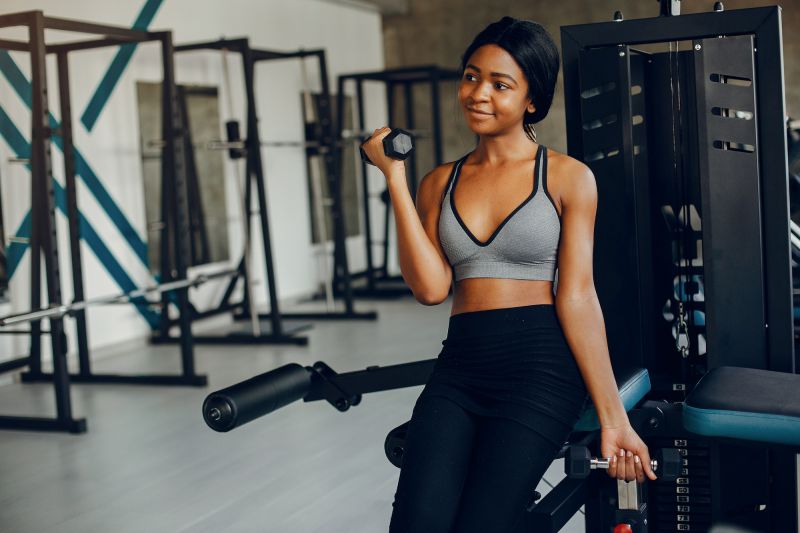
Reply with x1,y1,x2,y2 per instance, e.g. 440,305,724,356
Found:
470,82,490,101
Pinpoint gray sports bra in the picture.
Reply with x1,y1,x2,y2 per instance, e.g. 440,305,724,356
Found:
438,144,561,282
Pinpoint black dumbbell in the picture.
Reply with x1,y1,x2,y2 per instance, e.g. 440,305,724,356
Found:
564,446,681,482
360,128,415,166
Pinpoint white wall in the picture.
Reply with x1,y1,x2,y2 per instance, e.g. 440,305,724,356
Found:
0,0,388,366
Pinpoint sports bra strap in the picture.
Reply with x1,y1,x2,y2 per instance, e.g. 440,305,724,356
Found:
536,145,548,194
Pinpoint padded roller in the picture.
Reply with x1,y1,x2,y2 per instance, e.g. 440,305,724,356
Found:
203,363,312,432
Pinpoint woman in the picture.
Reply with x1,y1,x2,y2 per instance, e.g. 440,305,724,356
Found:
362,16,657,533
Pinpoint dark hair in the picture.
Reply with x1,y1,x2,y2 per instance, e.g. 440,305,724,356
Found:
461,17,560,141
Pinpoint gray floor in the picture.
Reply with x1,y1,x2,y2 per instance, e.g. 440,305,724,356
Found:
0,295,642,533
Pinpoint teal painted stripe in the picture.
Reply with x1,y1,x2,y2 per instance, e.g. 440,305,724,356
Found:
0,52,31,107
58,126,148,264
52,181,159,328
0,0,165,269
81,0,165,131
0,51,148,267
0,104,31,274
0,106,158,326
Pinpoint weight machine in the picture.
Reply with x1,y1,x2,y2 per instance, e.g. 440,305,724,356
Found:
560,3,796,530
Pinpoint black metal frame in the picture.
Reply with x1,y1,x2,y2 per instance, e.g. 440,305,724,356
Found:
178,85,213,267
0,11,207,433
168,38,376,346
561,6,794,531
0,162,7,303
335,66,460,298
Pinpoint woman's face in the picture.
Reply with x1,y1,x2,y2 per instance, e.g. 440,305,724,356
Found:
458,44,535,137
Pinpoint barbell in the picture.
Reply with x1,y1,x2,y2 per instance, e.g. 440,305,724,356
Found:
147,127,427,152
0,268,238,327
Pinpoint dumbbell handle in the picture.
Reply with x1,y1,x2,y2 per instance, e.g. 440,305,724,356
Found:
589,457,659,472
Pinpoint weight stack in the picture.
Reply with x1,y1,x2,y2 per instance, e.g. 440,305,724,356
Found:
648,436,712,532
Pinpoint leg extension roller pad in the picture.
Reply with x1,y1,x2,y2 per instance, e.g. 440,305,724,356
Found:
203,363,311,432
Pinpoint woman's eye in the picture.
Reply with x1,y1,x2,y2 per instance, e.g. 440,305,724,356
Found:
465,73,477,81
495,83,508,90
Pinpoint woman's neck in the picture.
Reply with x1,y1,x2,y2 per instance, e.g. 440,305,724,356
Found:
472,129,538,165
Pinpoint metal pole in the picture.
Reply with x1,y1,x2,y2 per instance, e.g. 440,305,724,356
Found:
178,86,211,265
56,50,91,377
379,81,398,279
243,46,283,337
358,79,375,291
27,115,42,370
29,11,74,425
157,58,173,342
332,74,355,312
160,31,196,375
300,54,335,311
220,46,261,337
430,69,444,165
403,81,419,198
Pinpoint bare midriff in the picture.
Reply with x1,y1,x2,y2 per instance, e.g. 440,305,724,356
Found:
451,278,555,316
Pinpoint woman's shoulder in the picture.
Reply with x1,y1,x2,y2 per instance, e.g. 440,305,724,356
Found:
545,147,589,173
544,147,597,211
417,160,460,202
545,148,595,186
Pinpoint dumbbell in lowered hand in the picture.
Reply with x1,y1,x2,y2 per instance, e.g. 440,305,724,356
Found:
360,128,415,166
565,446,682,482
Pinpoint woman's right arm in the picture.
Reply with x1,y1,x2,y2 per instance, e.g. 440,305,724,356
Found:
360,127,453,305
385,164,454,305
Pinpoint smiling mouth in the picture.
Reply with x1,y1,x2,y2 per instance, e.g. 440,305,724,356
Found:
467,108,493,116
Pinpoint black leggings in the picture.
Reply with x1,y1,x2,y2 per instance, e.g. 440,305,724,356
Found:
388,394,562,533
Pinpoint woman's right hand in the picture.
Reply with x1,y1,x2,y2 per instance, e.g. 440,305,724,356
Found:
600,424,658,484
361,127,406,178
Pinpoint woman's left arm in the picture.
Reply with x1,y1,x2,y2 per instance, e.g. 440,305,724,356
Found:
553,160,627,428
553,159,656,482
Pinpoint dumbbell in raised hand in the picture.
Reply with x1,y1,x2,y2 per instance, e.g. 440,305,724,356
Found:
564,446,681,482
360,128,415,166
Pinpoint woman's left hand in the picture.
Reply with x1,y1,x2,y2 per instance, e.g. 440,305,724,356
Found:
600,424,658,483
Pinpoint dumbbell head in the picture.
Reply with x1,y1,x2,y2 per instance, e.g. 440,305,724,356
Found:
383,128,415,160
360,128,415,166
652,447,681,483
565,446,592,479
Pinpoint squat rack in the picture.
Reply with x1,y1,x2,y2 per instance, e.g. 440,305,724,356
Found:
0,11,205,433
335,66,460,298
170,38,376,342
